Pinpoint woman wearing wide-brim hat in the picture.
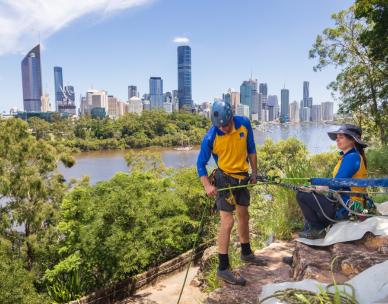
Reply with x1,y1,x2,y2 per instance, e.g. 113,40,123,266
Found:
296,124,369,239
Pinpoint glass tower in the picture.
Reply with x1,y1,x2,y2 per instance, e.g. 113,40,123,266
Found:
21,44,43,112
177,45,192,111
54,66,64,111
303,81,310,108
280,89,290,122
240,79,258,117
149,77,164,110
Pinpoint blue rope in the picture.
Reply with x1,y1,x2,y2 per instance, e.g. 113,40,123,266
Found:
310,178,388,188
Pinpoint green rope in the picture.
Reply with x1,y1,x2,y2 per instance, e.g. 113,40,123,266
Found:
176,197,210,304
259,284,358,304
217,179,388,195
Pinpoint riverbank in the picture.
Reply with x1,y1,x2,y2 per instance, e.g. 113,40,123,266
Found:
59,123,339,184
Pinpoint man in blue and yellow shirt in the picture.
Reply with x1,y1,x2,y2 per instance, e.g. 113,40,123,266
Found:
197,101,266,286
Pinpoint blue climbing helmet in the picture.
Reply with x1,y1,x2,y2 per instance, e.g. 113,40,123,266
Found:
211,101,233,128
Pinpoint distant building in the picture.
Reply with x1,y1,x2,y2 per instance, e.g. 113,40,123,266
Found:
163,102,173,113
200,108,211,119
280,89,289,122
289,101,299,122
40,94,51,112
300,107,311,122
240,78,258,117
252,91,261,119
259,83,268,97
80,89,108,116
164,91,173,103
58,85,76,115
149,77,164,110
128,85,138,99
321,101,334,121
236,104,250,118
222,91,231,105
251,113,259,122
143,99,151,111
303,81,309,108
90,107,106,119
108,95,124,118
311,104,322,122
54,66,64,111
128,96,143,115
21,44,43,112
261,109,269,122
267,95,278,121
177,45,193,111
230,91,240,113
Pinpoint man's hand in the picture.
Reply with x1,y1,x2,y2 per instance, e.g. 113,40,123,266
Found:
205,184,218,197
250,174,257,184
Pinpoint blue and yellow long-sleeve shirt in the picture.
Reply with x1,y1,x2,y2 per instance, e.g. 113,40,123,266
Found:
332,147,368,218
196,116,256,179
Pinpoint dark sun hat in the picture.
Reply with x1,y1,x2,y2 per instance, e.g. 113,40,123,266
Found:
327,124,368,148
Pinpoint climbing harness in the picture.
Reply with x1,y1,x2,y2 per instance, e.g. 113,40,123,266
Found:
211,168,251,206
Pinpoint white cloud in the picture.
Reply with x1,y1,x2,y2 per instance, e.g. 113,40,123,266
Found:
173,36,190,44
0,0,154,56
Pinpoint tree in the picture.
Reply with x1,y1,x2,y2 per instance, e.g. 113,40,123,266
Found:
0,238,47,304
355,0,388,69
0,118,73,272
309,6,387,144
46,171,202,294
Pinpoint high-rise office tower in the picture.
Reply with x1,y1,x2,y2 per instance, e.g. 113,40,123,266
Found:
280,88,290,122
240,78,258,117
177,45,192,111
21,44,43,112
54,66,64,111
128,85,137,99
149,77,164,110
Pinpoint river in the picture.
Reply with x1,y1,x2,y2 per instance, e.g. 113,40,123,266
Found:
58,123,339,184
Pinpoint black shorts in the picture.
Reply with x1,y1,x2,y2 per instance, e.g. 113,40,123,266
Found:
212,169,251,212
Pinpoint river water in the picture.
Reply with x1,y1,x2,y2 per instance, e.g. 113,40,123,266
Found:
58,123,339,184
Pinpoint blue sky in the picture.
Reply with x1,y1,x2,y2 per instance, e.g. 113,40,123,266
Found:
0,0,354,112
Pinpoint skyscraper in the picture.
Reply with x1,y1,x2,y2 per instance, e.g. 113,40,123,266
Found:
177,45,192,111
303,81,309,106
289,101,299,122
240,78,258,117
267,95,279,121
64,85,75,103
149,77,164,110
259,83,268,97
280,89,289,122
303,81,313,110
321,102,334,121
21,44,43,112
301,107,311,122
128,85,137,99
54,66,64,111
311,104,322,122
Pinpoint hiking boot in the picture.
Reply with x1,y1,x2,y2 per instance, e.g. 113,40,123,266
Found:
298,228,326,239
240,253,268,266
216,268,246,286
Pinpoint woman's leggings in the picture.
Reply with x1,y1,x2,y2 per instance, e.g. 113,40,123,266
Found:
296,190,337,229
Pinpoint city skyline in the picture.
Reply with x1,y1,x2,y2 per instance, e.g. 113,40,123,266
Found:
0,0,353,112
